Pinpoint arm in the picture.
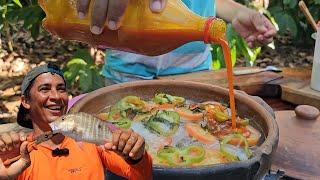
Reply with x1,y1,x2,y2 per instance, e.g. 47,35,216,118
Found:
216,0,277,48
98,129,152,180
98,149,152,180
216,0,247,23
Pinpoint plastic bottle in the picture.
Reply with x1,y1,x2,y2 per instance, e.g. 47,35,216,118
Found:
38,0,227,56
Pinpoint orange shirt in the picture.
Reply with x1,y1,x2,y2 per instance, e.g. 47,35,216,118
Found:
17,137,152,180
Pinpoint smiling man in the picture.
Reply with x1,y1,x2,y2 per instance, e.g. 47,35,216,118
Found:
0,63,152,180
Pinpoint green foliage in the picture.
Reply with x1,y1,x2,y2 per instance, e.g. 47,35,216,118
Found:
212,24,261,70
212,0,270,70
268,0,320,44
63,49,105,93
213,0,320,70
0,0,44,38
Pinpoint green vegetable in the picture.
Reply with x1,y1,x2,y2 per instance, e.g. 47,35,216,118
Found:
154,94,169,104
237,118,250,126
153,94,185,106
214,111,230,122
108,107,123,120
220,133,252,161
110,118,132,129
117,96,145,111
180,145,206,164
108,96,146,120
157,145,205,166
145,110,180,136
157,146,179,162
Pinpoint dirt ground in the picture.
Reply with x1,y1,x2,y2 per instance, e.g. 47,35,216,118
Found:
0,28,315,123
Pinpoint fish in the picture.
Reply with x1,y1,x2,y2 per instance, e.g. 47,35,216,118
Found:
49,112,119,145
0,112,118,165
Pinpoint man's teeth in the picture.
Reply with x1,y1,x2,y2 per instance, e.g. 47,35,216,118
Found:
47,106,62,110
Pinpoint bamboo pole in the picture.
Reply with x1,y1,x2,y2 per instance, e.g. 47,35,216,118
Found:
298,0,318,32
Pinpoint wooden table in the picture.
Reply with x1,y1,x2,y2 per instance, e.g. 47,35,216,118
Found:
158,67,320,179
158,67,320,110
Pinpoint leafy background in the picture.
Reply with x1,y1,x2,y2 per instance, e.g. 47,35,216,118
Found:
0,0,319,93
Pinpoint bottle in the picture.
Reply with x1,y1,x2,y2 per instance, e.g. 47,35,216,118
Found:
310,27,320,91
38,0,226,56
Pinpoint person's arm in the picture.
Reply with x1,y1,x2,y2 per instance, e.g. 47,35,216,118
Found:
98,148,152,180
216,0,277,48
98,129,152,180
216,0,247,23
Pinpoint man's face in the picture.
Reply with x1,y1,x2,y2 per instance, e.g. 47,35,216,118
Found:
26,73,68,124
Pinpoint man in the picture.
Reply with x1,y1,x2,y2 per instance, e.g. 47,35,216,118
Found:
0,63,152,180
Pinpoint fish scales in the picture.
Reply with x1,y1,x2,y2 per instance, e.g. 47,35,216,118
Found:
0,113,116,145
50,112,115,145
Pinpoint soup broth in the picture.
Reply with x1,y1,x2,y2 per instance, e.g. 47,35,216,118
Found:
96,94,263,167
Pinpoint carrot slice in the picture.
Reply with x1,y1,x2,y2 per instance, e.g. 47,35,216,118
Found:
144,103,175,111
185,123,217,144
195,149,228,166
157,137,173,151
175,108,203,121
95,113,109,121
227,125,261,146
157,103,175,110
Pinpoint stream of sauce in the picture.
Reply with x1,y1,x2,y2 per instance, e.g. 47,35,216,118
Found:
205,18,237,129
218,39,237,129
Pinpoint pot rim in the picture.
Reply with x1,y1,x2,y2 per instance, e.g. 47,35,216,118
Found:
70,80,279,170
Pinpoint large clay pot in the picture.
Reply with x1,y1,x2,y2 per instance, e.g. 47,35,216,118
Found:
69,80,278,180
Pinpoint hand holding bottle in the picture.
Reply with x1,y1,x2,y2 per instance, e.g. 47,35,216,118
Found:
40,0,227,55
77,0,168,34
232,9,277,48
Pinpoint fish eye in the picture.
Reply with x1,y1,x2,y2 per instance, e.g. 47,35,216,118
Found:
62,117,65,121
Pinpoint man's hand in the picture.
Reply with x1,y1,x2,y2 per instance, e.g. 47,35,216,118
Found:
0,132,31,179
77,0,168,34
232,9,277,48
104,129,145,161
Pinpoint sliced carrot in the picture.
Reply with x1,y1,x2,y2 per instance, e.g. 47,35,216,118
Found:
144,103,175,111
203,102,227,112
144,103,157,111
157,103,175,110
157,137,173,151
95,113,109,121
195,149,228,166
227,125,261,147
185,123,217,144
246,125,262,146
175,108,203,121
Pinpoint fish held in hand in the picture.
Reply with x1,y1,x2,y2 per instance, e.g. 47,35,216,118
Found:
49,112,118,145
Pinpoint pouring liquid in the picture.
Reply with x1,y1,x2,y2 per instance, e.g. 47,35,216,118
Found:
219,39,237,129
205,18,237,129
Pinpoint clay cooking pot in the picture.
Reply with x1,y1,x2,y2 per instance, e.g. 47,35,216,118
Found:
69,80,279,180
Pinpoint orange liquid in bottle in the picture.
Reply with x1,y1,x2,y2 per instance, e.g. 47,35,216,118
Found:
39,0,225,56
